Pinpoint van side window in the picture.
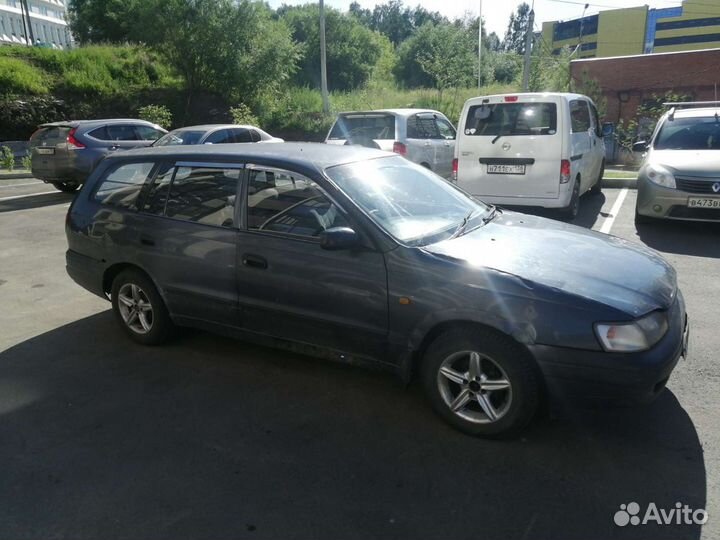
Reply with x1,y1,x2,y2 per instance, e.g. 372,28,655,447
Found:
164,166,241,228
246,168,348,238
570,100,591,133
407,115,441,139
94,162,155,209
436,118,456,140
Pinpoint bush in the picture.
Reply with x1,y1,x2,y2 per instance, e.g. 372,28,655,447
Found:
0,56,48,95
21,154,32,171
1,146,15,171
138,104,173,129
229,103,260,126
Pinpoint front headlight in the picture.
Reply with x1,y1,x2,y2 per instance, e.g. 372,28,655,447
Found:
645,163,676,189
595,311,669,352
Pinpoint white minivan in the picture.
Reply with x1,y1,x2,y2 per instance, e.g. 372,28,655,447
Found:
453,93,606,219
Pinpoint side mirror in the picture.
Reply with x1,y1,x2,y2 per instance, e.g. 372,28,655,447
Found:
602,122,615,137
319,227,359,251
632,141,648,152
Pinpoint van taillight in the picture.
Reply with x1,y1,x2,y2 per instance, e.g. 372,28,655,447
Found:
560,159,571,183
393,141,407,156
67,128,85,149
452,158,458,181
504,96,519,102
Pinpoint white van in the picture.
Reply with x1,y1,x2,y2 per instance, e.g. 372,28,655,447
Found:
453,93,606,219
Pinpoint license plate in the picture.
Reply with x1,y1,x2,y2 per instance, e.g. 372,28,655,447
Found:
487,164,525,175
688,197,720,208
36,148,54,155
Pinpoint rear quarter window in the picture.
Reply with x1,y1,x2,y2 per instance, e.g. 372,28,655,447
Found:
94,162,155,209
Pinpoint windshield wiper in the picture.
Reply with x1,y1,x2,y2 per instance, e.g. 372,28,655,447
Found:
449,211,476,240
483,205,499,224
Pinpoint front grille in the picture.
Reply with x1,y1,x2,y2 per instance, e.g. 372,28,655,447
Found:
668,206,720,220
676,177,720,194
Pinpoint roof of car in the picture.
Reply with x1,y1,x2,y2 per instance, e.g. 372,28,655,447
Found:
40,119,160,128
338,109,443,117
168,124,261,131
110,142,393,171
669,107,720,118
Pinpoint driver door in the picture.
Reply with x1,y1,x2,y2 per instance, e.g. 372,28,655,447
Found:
236,166,389,360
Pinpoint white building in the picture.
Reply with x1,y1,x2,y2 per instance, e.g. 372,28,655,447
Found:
0,0,72,49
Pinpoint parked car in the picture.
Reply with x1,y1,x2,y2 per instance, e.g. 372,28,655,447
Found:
325,109,456,178
65,143,689,437
152,124,283,147
30,119,167,192
454,93,607,219
634,102,720,223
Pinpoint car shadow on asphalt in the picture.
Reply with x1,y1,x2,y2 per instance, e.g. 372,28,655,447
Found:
0,192,74,213
637,220,720,259
0,312,706,540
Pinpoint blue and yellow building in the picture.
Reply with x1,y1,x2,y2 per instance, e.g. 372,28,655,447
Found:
541,0,720,59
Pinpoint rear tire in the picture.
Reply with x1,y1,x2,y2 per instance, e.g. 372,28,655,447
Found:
111,269,173,346
52,181,79,193
421,326,541,438
559,178,580,221
590,162,604,195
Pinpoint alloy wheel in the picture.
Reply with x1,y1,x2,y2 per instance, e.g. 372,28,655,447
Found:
117,283,154,334
436,350,513,424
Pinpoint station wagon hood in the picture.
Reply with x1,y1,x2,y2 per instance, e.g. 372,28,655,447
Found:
651,149,720,176
424,212,677,317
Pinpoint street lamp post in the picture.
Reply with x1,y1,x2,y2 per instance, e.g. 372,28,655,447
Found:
319,0,330,114
478,0,483,89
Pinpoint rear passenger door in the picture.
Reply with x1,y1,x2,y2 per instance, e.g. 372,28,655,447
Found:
136,161,242,326
435,117,457,179
405,114,436,169
236,166,389,360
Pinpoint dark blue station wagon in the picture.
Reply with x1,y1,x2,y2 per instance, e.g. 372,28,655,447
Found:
65,143,690,437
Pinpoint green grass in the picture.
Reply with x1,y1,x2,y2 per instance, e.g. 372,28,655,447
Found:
604,171,637,179
0,56,48,95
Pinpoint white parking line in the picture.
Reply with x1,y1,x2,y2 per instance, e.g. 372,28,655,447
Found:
600,188,629,235
0,181,43,189
0,191,59,202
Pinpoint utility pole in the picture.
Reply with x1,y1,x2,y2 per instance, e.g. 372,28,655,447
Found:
478,0,483,89
319,0,330,114
521,7,535,92
20,0,34,46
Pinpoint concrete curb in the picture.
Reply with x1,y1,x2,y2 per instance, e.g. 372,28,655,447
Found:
0,172,33,180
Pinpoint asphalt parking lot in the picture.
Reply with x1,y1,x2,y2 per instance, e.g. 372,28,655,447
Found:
0,178,717,540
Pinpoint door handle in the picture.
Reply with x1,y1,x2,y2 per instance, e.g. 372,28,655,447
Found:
140,235,155,247
242,253,268,270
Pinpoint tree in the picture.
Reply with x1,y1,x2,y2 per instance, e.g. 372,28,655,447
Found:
503,2,531,54
281,4,384,91
395,22,475,90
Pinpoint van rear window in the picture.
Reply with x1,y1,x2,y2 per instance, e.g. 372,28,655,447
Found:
328,114,395,141
464,103,557,137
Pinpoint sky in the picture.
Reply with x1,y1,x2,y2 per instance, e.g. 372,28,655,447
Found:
267,0,686,37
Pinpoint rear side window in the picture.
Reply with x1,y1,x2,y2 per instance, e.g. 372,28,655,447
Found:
88,126,110,140
106,125,139,141
153,130,205,146
250,130,261,142
142,164,175,215
328,114,395,141
464,102,557,136
232,129,253,143
94,162,155,209
164,166,240,228
570,100,591,133
407,114,443,139
204,130,234,144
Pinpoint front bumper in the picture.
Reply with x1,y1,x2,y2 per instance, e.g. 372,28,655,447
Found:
529,292,688,404
637,176,720,221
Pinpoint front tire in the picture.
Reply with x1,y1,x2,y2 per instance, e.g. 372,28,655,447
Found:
111,269,173,345
590,162,604,195
421,327,541,438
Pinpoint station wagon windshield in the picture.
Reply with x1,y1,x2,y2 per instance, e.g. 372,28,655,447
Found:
465,103,557,137
654,116,720,150
326,156,490,246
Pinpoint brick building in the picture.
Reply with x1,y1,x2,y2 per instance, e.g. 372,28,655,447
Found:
570,47,720,125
